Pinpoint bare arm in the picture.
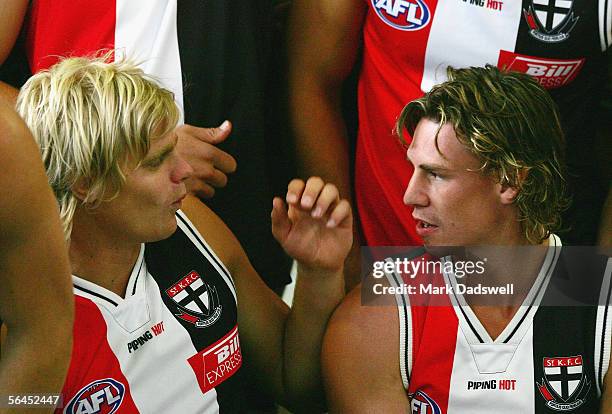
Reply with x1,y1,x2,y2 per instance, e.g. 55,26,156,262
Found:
289,0,365,197
0,103,73,413
182,177,352,412
0,0,28,103
322,285,409,413
289,0,367,289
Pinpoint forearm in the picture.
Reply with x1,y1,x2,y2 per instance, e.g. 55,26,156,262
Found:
0,319,72,413
291,80,353,200
282,264,345,410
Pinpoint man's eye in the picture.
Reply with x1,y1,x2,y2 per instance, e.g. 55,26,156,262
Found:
428,171,442,180
144,158,163,169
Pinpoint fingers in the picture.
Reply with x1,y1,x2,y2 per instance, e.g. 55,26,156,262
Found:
175,123,238,197
312,183,339,218
186,177,216,199
180,120,232,144
284,177,351,227
326,199,352,228
176,122,237,173
271,197,291,242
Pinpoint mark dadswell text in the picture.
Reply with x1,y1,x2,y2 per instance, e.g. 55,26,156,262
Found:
373,283,514,296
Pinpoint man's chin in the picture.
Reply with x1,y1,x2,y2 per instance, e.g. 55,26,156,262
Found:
423,244,466,258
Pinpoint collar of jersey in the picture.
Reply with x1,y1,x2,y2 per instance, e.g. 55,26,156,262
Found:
442,234,561,345
72,244,151,332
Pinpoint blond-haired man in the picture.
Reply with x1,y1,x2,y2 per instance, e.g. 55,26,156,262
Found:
17,56,351,413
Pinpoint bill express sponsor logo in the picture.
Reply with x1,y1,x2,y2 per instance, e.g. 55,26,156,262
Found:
188,325,242,394
126,321,165,353
64,379,125,414
372,0,431,31
498,50,585,89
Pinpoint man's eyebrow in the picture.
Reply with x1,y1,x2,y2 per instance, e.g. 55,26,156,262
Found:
419,163,449,172
143,138,178,164
406,150,449,172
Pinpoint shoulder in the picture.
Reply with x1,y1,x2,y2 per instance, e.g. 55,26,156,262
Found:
322,282,407,412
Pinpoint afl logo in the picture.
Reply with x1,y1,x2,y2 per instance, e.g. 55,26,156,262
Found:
371,0,431,31
64,378,125,414
408,390,442,414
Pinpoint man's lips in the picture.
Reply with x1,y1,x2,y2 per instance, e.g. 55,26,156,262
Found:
413,216,438,236
172,194,186,205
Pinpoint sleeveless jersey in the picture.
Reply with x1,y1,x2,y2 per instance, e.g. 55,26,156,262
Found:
60,211,245,413
356,0,612,246
385,235,612,413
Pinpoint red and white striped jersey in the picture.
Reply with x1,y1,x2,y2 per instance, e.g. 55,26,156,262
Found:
355,0,612,246
385,235,612,413
59,211,245,413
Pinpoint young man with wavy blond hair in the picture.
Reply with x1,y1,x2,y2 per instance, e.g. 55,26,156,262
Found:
323,66,611,413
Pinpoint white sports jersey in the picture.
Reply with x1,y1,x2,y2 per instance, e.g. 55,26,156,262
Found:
60,211,245,413
386,235,612,413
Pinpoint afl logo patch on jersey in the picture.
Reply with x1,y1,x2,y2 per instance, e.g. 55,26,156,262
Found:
408,390,442,414
371,0,431,31
64,378,125,414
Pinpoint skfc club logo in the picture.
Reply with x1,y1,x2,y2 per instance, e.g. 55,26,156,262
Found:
64,378,125,414
372,0,431,31
166,271,222,328
408,390,442,414
523,0,578,42
537,355,591,412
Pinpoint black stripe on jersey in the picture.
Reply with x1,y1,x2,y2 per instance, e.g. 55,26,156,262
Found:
74,285,118,307
131,258,144,296
532,248,608,413
389,269,411,382
176,212,236,290
604,0,611,48
503,245,559,344
598,277,612,390
450,288,484,343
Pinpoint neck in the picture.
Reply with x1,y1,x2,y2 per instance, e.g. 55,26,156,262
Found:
461,236,551,340
69,210,141,298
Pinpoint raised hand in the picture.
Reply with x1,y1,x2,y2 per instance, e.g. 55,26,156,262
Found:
175,121,238,199
271,177,353,272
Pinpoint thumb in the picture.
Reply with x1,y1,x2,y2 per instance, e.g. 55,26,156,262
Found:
205,120,232,144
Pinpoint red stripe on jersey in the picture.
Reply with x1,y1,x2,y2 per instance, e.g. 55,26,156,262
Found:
407,272,457,413
26,0,116,72
356,0,439,246
58,296,139,414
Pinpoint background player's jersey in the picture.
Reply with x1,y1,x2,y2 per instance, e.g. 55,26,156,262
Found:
386,235,612,413
356,0,611,246
60,211,245,413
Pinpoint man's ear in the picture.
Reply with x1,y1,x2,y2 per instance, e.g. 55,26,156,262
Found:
500,184,519,205
71,178,90,202
499,169,528,205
